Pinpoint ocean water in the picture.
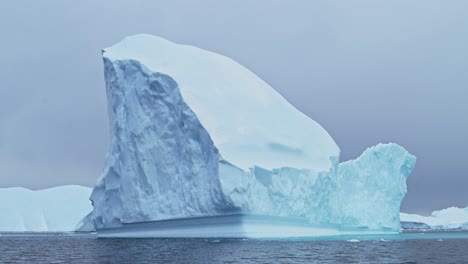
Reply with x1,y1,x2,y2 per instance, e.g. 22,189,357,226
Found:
0,232,467,263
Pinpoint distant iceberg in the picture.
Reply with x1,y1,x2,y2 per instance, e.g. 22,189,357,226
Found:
401,206,468,230
0,186,92,232
90,34,416,238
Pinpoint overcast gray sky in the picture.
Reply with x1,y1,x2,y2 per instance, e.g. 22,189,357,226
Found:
0,0,467,214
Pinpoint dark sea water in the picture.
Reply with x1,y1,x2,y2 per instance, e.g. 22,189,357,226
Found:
1,233,467,264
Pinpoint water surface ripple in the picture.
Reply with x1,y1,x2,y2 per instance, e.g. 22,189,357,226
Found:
0,233,467,263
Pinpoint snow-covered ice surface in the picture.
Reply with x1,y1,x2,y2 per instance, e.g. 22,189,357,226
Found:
102,34,339,172
0,186,92,232
400,206,468,230
91,34,416,237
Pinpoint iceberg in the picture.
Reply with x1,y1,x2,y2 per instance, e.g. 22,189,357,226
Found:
400,206,468,230
0,186,92,232
90,34,416,238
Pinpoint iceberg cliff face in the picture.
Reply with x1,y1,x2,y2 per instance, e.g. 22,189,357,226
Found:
91,34,416,236
322,143,416,230
219,162,320,218
91,59,234,229
219,143,415,231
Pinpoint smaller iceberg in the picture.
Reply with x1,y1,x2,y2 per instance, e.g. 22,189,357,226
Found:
400,206,468,230
0,186,92,232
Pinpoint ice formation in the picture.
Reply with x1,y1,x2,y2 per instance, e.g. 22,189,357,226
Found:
220,143,415,231
314,143,415,230
400,206,468,230
90,34,416,237
75,212,96,232
0,186,92,232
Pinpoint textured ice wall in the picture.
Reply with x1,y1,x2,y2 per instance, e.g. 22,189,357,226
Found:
91,59,234,229
220,143,416,231
219,162,318,218
318,143,416,230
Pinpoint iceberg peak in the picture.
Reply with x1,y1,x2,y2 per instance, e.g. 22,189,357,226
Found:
102,34,340,171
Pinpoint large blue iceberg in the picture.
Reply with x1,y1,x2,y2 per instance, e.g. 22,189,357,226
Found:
90,34,416,238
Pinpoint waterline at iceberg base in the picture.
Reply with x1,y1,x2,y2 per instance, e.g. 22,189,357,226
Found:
96,214,399,239
89,34,416,238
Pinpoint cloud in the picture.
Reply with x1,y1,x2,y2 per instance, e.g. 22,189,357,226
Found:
0,0,467,213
